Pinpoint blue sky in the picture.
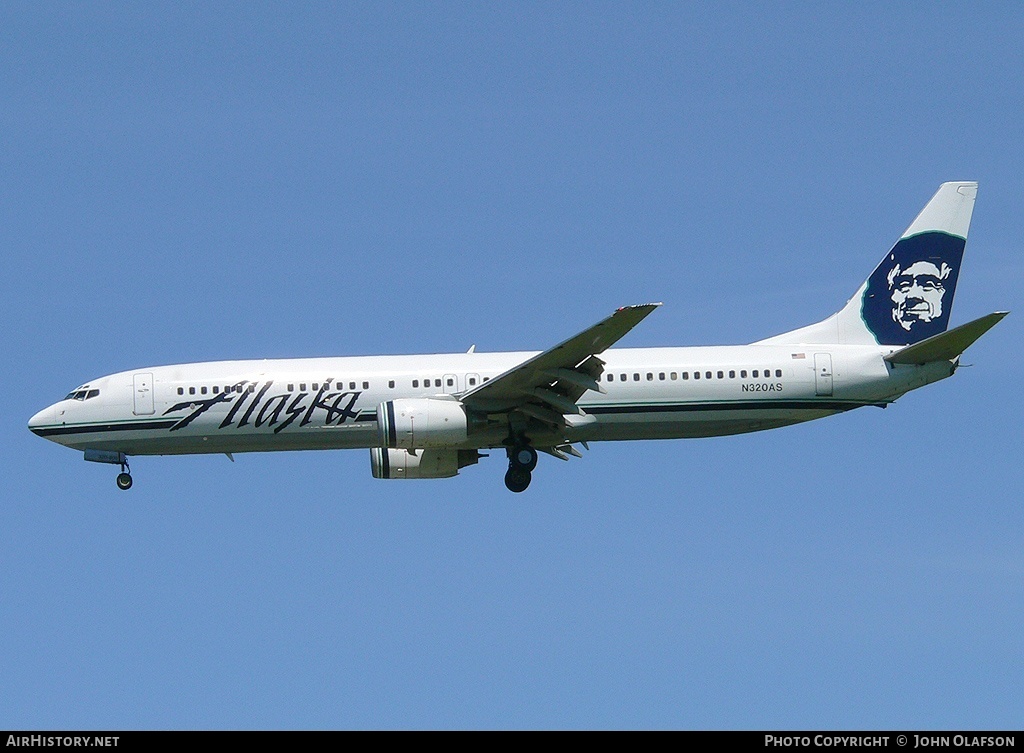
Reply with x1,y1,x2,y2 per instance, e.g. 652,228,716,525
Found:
3,2,1022,729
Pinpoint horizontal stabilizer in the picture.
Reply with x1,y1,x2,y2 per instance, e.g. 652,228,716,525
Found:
884,312,1009,365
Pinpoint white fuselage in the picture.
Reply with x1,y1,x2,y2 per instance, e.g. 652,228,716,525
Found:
28,343,954,457
27,181,994,494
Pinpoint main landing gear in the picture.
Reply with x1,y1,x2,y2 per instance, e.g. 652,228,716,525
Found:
504,443,538,493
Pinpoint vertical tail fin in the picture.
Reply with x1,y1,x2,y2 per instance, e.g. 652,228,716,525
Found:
759,181,978,346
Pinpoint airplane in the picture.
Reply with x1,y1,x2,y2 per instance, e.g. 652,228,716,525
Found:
28,181,1007,493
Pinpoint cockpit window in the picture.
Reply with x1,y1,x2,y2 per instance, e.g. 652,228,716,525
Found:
64,389,100,401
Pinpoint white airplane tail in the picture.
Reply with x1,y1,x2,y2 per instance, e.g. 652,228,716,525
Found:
758,181,978,347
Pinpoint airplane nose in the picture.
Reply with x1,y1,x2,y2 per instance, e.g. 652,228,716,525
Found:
28,405,55,435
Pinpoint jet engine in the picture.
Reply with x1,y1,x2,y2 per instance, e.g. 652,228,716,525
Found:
370,447,480,479
376,398,468,449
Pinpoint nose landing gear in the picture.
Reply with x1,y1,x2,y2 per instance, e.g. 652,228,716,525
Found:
116,460,133,491
83,449,134,491
504,443,538,493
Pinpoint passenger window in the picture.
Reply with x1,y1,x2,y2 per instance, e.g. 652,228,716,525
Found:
288,384,294,392
177,388,184,396
763,368,770,377
606,374,613,382
694,372,700,380
681,372,687,380
201,386,208,395
741,370,747,378
363,381,369,389
389,380,395,389
248,385,255,393
189,387,196,395
446,378,453,387
213,386,219,394
775,369,782,378
633,373,640,381
729,370,735,378
672,372,679,380
312,383,319,391
752,370,759,378
659,373,665,380
435,379,441,387
705,371,712,379
717,371,724,379
468,378,476,386
620,374,626,381
300,383,306,391
646,373,653,381
413,380,419,388
351,381,357,390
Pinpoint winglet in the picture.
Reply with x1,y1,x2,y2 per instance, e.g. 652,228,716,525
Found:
618,302,663,311
885,311,1008,365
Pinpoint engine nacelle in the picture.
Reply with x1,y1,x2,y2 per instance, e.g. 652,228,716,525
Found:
377,398,468,450
370,448,480,479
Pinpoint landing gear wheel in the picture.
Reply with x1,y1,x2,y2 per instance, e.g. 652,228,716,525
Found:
509,445,538,472
116,472,133,491
504,467,531,493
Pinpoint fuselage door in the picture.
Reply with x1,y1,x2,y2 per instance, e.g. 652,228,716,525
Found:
133,373,155,415
442,374,458,395
814,353,833,397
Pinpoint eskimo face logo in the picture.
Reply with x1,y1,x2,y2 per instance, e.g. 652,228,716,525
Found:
887,259,952,331
861,231,965,346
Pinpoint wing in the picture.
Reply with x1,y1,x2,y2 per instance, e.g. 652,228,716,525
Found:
460,304,661,425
